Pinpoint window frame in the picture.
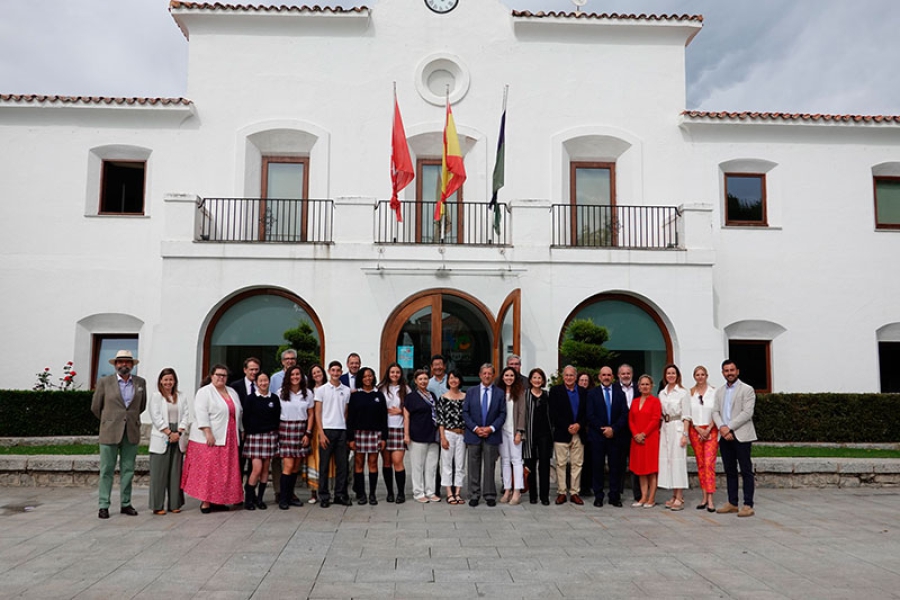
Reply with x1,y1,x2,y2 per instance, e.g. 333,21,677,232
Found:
724,172,767,227
90,333,139,388
873,175,900,230
727,339,772,393
415,158,463,244
261,155,310,242
569,161,617,246
98,159,146,215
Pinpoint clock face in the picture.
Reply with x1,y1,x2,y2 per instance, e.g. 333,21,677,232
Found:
425,0,459,14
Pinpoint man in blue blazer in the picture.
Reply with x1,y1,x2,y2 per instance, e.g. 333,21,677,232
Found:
462,363,506,507
549,365,587,505
586,366,630,507
339,352,361,391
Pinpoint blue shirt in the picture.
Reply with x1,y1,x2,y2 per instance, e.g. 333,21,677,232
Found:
566,386,580,420
117,375,135,408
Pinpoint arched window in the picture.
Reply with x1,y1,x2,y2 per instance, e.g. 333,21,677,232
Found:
203,289,324,378
560,294,672,379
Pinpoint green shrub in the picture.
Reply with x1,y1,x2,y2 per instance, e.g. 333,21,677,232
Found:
755,393,900,443
0,390,97,436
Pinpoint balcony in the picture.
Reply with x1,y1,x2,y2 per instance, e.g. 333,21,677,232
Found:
196,198,333,243
550,204,680,249
374,200,510,246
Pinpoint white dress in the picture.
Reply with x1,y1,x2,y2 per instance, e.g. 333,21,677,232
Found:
657,385,690,489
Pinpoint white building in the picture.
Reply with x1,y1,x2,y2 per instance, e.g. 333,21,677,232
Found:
1,0,899,393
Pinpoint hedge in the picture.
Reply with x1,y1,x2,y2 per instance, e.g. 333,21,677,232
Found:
0,390,96,436
1,390,899,443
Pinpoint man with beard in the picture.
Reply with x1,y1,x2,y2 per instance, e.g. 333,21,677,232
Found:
91,350,147,519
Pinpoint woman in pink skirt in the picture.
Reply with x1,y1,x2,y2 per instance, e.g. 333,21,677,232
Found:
182,364,243,513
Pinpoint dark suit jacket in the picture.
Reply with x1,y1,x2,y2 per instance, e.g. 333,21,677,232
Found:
548,384,586,443
91,374,148,445
339,373,356,390
586,385,629,444
462,384,506,446
228,378,253,407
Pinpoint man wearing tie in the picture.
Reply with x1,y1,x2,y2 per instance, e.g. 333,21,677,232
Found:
91,350,147,519
617,364,641,502
339,353,362,391
712,359,757,517
586,366,629,507
229,357,261,405
462,363,506,507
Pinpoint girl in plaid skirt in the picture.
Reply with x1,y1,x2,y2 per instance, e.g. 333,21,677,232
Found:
377,362,410,503
347,367,388,505
278,365,315,510
241,371,281,510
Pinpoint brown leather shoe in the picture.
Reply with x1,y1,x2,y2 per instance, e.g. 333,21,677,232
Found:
737,506,755,518
555,494,568,505
716,502,739,514
570,494,584,506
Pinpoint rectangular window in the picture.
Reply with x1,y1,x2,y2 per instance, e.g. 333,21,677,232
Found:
261,156,309,241
416,159,462,244
727,340,771,393
91,334,139,388
874,176,900,229
570,161,616,246
100,160,145,214
724,173,767,226
879,342,900,393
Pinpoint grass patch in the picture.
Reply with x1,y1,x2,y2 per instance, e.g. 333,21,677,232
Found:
687,446,900,459
0,444,150,456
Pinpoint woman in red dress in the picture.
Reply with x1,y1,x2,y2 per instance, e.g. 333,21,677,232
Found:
629,374,662,508
182,364,244,513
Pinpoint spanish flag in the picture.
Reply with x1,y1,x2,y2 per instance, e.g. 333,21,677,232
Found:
435,100,466,221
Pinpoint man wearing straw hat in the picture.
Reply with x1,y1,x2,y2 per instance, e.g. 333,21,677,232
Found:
91,350,147,519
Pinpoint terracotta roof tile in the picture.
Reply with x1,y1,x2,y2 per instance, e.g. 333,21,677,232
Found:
511,10,702,23
168,2,369,14
682,110,900,125
0,94,192,107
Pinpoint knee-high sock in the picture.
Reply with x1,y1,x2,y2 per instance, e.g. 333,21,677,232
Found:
395,470,406,495
368,471,379,496
382,467,394,495
256,482,267,503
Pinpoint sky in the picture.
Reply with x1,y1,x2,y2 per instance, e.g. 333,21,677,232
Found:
1,0,899,114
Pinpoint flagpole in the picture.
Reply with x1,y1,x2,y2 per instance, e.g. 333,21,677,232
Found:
442,85,450,244
392,82,398,242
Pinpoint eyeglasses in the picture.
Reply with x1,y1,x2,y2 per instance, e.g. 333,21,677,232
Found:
213,373,228,378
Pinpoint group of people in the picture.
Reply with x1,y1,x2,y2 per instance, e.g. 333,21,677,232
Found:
91,349,757,519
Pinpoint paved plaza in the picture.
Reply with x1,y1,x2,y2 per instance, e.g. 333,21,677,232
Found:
1,485,898,599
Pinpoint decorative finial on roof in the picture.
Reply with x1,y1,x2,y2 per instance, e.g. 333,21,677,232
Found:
572,0,587,14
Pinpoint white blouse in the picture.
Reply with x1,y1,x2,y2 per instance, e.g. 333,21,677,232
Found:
383,384,409,429
281,389,312,421
689,386,716,426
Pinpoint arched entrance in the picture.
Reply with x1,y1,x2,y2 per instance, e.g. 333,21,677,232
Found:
560,293,672,379
203,288,324,379
381,290,499,386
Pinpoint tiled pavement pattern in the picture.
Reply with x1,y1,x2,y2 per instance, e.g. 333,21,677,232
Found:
0,486,898,599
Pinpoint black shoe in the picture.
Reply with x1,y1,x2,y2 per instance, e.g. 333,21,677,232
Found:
200,506,212,514
368,494,378,506
395,493,406,504
337,496,353,506
279,499,290,510
357,495,368,505
541,499,550,506
611,500,623,507
120,506,138,516
256,499,268,510
98,508,109,519
320,499,331,508
385,492,395,503
486,498,497,507
593,498,604,507
529,498,538,504
469,498,479,507
289,498,303,507
245,500,256,511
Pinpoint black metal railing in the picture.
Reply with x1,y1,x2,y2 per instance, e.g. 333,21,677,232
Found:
374,200,510,246
196,198,333,243
551,204,680,249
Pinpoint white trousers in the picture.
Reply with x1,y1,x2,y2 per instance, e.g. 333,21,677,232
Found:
499,428,524,491
440,430,467,488
408,440,439,499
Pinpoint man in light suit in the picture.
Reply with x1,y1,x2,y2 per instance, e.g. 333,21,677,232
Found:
462,363,506,507
586,366,630,507
91,350,147,519
712,359,757,517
